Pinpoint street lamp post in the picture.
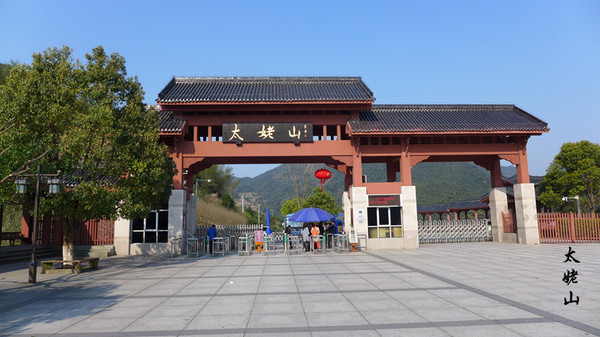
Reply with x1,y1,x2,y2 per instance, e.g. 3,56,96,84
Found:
15,165,61,283
194,178,212,203
562,196,581,215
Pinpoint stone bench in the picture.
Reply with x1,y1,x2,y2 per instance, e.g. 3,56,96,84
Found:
41,257,99,274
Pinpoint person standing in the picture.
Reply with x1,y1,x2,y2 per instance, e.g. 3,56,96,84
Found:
285,225,293,250
311,223,320,250
208,225,217,254
301,225,310,252
326,221,335,248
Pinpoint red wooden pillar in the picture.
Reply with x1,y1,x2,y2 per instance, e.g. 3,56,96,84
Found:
490,157,503,187
351,138,363,187
344,171,353,191
400,138,412,185
172,138,184,189
516,138,531,184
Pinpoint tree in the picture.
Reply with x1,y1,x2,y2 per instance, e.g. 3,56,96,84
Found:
220,193,236,210
300,187,342,215
539,141,600,212
287,164,319,207
196,165,239,198
0,46,175,261
244,206,262,225
280,198,300,216
0,61,17,85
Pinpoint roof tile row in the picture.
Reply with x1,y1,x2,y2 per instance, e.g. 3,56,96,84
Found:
158,111,185,133
348,105,549,134
157,77,375,103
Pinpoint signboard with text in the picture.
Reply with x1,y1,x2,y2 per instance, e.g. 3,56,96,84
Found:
368,195,401,207
222,122,313,143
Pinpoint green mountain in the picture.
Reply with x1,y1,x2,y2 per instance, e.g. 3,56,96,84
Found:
234,162,514,218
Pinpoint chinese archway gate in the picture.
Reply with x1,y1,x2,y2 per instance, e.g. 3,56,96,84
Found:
154,76,548,251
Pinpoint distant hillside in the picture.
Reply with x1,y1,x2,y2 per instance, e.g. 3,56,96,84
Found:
234,162,516,218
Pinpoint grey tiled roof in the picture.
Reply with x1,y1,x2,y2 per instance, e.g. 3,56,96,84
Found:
156,77,374,103
159,111,186,133
348,105,549,134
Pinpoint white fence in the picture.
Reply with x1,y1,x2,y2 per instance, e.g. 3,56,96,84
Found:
418,219,492,244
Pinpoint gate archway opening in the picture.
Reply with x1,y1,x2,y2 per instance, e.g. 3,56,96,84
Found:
119,77,550,255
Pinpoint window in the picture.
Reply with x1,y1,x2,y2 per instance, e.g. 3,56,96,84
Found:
367,206,402,238
132,210,169,243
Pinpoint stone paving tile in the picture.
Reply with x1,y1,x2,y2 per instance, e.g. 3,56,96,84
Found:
463,304,541,320
361,308,428,325
311,330,381,337
301,300,356,313
254,293,301,304
143,304,204,318
251,302,305,314
502,322,596,337
199,302,253,315
93,305,155,318
122,315,192,332
1,243,600,336
377,327,452,336
60,316,139,333
207,294,255,305
440,324,524,337
348,298,406,311
6,315,88,335
186,313,250,330
247,313,308,328
305,311,368,327
298,293,343,304
412,306,485,322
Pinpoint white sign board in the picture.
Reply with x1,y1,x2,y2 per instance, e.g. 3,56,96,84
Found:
349,229,358,244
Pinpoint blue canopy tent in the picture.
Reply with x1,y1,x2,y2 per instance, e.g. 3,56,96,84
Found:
289,207,334,223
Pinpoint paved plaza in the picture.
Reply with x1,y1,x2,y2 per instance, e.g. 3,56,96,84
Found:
0,242,599,336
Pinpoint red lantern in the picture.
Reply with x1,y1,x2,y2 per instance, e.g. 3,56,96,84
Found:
315,168,332,193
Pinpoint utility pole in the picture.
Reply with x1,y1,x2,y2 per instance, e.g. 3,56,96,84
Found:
241,193,244,212
258,204,260,224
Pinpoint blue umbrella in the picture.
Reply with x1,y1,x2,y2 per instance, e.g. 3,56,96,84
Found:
265,207,272,234
289,207,334,223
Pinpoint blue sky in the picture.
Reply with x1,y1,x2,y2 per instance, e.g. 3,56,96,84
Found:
1,0,598,178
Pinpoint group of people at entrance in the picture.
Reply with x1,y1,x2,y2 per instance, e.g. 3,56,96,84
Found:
298,222,336,252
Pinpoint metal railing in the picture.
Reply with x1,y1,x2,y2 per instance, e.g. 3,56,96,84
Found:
310,235,325,254
418,219,492,244
186,231,205,257
170,237,183,258
238,235,254,256
538,212,600,243
332,234,349,253
212,237,230,256
197,224,262,238
284,234,303,255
